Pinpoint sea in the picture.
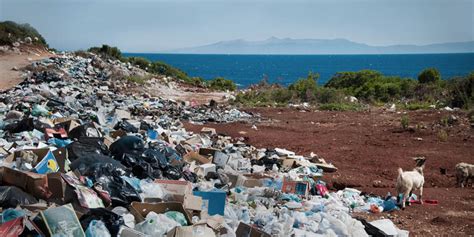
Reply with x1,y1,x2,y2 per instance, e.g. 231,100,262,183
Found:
124,53,474,87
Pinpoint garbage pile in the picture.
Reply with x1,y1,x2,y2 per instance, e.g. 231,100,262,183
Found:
0,54,408,236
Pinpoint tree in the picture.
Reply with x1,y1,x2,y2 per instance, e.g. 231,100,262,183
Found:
418,68,441,84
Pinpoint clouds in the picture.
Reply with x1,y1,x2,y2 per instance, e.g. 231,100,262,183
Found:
1,0,472,52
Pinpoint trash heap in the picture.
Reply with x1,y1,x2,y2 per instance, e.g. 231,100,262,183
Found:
0,53,408,237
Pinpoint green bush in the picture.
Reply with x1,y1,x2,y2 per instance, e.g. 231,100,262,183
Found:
447,72,474,109
148,61,189,81
88,45,123,61
314,87,344,104
206,77,237,91
418,68,441,84
0,21,47,46
125,75,149,84
326,70,417,103
127,57,151,70
234,85,295,106
318,103,361,111
401,115,410,130
288,72,319,101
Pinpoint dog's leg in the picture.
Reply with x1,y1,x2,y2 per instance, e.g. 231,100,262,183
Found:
402,191,410,209
419,186,424,204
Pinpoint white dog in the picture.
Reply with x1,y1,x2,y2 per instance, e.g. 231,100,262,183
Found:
455,162,473,188
396,157,426,209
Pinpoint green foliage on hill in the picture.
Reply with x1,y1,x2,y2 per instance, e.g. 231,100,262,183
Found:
235,69,474,110
0,21,47,46
88,45,123,61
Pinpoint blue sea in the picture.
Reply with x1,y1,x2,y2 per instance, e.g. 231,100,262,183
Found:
124,53,474,87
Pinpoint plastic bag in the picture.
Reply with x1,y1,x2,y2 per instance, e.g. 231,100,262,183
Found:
80,208,125,237
85,220,111,237
114,120,139,133
66,137,110,161
135,211,181,236
110,136,144,159
140,179,165,199
165,211,188,226
0,186,38,208
2,208,26,223
31,104,49,117
68,123,102,139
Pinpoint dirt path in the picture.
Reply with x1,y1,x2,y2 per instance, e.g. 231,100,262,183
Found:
0,49,52,91
185,107,474,236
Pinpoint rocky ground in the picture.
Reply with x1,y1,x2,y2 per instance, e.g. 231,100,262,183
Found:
185,107,474,236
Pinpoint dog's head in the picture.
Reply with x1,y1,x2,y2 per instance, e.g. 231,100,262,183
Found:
413,157,426,168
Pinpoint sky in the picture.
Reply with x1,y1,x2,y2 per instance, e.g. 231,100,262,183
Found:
0,0,473,52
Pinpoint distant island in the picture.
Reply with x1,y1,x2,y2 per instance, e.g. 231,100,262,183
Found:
167,37,474,55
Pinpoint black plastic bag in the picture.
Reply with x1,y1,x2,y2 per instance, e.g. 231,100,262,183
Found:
114,120,138,133
3,117,35,133
110,136,144,159
80,208,125,237
70,155,126,177
0,186,38,208
68,123,102,139
95,175,141,207
67,137,110,161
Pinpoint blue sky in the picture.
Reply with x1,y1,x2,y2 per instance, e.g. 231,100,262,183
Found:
1,0,472,52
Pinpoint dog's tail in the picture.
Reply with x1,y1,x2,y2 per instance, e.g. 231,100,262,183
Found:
397,168,403,178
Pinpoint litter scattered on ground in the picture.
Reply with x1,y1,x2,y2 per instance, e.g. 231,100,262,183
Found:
0,53,408,236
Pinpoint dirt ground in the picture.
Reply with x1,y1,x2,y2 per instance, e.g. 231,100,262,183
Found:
185,107,474,236
0,47,52,91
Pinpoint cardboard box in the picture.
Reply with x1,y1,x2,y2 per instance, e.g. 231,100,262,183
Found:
197,163,216,177
235,222,271,237
198,147,219,157
167,225,216,237
281,180,310,198
7,148,62,174
119,226,148,237
183,194,203,211
200,127,216,135
281,157,296,169
236,175,262,188
154,180,192,197
193,190,226,216
0,167,51,199
55,119,80,132
183,151,211,165
33,150,59,174
129,202,193,225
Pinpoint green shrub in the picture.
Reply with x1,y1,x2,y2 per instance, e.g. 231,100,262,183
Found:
288,72,319,101
124,75,151,84
88,44,123,61
326,70,417,103
206,77,237,91
0,21,47,46
418,68,441,84
314,87,344,104
447,72,474,109
127,57,151,70
318,103,361,111
437,129,448,142
148,61,189,81
401,115,410,130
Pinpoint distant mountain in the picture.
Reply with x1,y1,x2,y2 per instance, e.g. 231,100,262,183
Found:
167,37,474,54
